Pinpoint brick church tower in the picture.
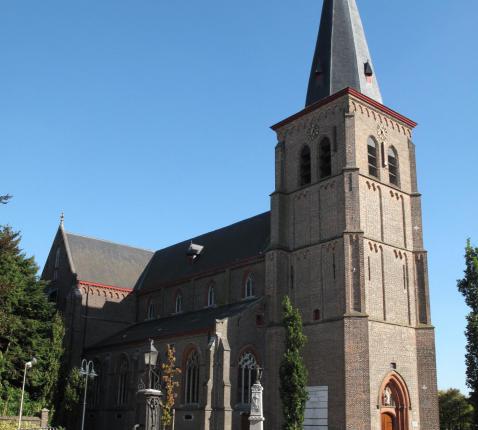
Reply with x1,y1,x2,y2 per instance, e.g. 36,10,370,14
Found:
264,0,439,429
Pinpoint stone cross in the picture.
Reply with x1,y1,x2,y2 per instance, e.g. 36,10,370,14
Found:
249,381,265,430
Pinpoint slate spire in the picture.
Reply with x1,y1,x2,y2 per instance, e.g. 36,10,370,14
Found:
305,0,382,106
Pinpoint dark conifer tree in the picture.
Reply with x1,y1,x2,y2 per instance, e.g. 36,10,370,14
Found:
279,296,308,430
458,240,478,424
0,226,64,417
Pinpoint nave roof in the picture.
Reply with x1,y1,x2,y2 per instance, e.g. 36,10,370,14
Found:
87,297,262,351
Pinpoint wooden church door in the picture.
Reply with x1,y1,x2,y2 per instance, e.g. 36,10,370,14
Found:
381,413,394,430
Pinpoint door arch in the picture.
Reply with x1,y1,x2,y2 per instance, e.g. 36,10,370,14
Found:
379,372,410,430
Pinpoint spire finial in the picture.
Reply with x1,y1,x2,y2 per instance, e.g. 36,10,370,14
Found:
306,0,382,106
60,211,65,228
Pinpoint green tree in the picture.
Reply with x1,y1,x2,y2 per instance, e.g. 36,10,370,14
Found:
62,368,85,423
279,296,308,430
0,226,64,417
439,389,474,430
458,240,478,424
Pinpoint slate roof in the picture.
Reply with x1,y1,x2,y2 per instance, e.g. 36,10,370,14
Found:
64,232,154,289
306,0,382,106
136,212,270,292
88,297,262,350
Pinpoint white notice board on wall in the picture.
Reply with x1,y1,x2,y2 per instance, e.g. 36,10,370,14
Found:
303,386,328,429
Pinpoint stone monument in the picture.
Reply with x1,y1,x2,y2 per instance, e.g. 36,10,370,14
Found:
136,388,162,430
249,368,265,430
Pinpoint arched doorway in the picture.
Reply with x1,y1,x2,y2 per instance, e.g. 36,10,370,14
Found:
379,373,410,430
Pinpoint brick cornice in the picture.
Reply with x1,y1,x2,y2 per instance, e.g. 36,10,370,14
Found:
78,280,132,294
271,87,417,131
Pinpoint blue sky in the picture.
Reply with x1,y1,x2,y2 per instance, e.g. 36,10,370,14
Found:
1,0,476,393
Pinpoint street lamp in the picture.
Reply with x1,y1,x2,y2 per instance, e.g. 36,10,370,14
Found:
79,359,97,430
143,339,159,389
135,340,163,430
18,357,37,430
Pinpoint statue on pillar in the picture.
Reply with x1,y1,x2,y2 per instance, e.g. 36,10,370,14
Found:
249,366,265,430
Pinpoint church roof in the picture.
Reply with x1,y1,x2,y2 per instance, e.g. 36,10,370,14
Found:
136,212,270,292
64,232,154,290
88,297,262,350
306,0,382,106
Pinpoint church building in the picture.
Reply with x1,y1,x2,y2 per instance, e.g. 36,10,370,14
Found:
42,1,440,429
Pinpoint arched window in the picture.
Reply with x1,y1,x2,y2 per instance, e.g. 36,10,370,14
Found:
207,285,215,307
313,309,321,321
299,146,312,186
237,351,258,405
53,247,61,281
184,350,200,404
175,293,183,313
244,274,254,298
367,137,379,177
147,301,156,320
90,360,101,407
48,289,58,303
117,357,129,405
54,247,61,268
319,138,332,179
388,147,399,186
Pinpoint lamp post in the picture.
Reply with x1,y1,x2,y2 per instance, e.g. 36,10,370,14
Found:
18,357,37,430
144,339,159,390
79,359,97,430
135,339,163,430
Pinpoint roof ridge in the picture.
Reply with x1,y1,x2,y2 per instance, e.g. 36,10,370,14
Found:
154,211,270,255
64,231,154,253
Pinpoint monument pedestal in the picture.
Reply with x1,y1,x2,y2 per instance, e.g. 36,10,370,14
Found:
249,382,265,430
135,389,162,430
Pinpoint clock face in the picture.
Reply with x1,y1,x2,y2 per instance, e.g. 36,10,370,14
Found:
306,123,320,142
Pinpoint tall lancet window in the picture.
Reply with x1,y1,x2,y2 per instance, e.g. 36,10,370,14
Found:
175,292,183,313
319,138,332,179
237,351,258,405
117,356,129,405
207,284,215,307
90,359,102,407
147,301,156,320
244,274,254,298
184,350,200,404
388,147,399,186
299,146,312,186
367,137,379,178
53,247,61,281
